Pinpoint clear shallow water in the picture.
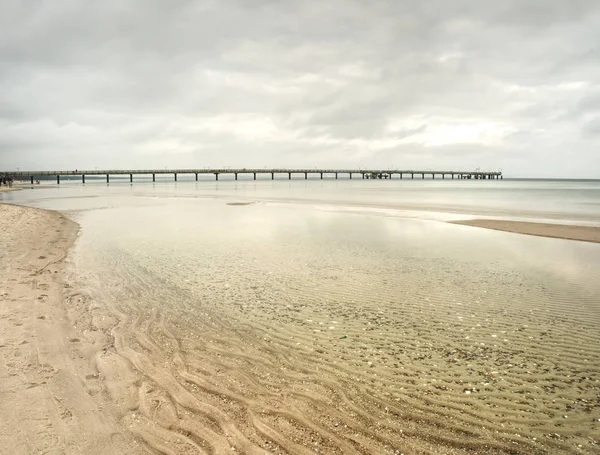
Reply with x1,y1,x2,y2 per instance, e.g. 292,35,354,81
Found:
2,180,600,454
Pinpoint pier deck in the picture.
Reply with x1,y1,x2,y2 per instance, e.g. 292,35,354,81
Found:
5,168,503,184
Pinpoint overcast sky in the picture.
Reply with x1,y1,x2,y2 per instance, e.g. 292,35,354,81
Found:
1,1,599,177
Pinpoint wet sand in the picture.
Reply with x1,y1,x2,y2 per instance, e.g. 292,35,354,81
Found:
0,188,21,192
0,204,140,454
452,219,600,243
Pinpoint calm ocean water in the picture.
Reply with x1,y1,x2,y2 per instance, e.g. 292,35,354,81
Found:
4,178,600,223
2,178,600,453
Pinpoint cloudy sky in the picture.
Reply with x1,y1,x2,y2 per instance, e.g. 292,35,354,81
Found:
1,1,599,177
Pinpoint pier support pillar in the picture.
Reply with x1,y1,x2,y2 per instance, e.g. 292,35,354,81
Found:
82,175,85,184
130,174,133,183
349,173,352,179
152,174,155,182
272,172,274,180
235,173,238,181
215,173,219,181
400,173,402,179
195,173,198,181
442,174,445,179
106,174,109,183
174,173,177,182
289,173,291,180
411,173,414,179
320,173,323,179
304,172,307,180
57,175,60,184
422,173,425,179
30,176,34,184
253,173,256,180
335,173,338,179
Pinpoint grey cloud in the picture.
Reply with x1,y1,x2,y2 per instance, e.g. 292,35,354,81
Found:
1,0,600,177
584,117,600,135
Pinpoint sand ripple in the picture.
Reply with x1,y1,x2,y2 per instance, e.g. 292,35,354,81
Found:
62,232,600,455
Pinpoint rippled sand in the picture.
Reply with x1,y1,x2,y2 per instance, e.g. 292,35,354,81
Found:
55,199,600,454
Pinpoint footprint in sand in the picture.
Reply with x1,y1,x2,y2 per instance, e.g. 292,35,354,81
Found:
110,433,126,447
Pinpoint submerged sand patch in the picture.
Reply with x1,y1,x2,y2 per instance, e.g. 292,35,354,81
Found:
67,202,600,455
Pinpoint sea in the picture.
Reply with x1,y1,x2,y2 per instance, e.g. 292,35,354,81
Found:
2,178,599,454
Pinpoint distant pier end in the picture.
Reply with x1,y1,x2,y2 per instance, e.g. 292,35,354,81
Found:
6,168,503,184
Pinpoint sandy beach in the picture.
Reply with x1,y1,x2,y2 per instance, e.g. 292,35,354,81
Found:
0,204,140,454
451,219,600,243
0,188,21,192
1,200,599,455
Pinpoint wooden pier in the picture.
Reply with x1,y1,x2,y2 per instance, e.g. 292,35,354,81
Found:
6,169,503,184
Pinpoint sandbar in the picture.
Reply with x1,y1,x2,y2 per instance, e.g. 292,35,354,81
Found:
451,219,600,243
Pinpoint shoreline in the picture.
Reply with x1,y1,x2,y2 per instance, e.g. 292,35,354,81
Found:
451,219,600,243
0,203,138,454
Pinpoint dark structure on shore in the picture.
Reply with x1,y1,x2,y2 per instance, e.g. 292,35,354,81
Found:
8,168,502,184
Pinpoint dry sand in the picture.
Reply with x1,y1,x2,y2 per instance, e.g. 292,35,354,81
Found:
452,219,600,243
0,204,141,454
